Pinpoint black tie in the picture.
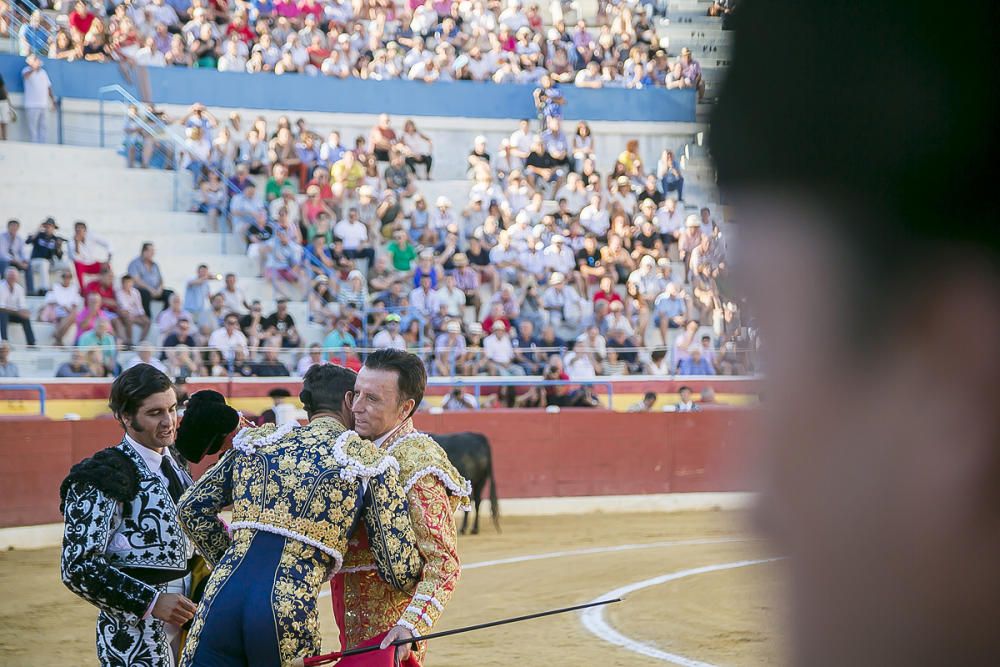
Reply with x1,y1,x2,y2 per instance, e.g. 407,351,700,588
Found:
160,456,185,504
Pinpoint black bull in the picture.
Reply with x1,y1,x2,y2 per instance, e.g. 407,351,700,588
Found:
432,432,501,535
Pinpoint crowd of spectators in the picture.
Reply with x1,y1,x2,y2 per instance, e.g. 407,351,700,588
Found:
0,95,754,393
14,0,708,93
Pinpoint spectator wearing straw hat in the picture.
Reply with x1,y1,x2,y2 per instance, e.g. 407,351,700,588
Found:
450,252,481,311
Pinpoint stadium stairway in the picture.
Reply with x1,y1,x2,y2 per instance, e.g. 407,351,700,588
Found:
0,141,281,375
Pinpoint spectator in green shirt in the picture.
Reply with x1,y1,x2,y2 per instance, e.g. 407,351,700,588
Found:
265,163,293,202
387,228,418,272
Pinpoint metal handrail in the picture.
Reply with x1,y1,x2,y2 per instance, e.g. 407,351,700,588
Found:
0,383,47,415
5,0,52,55
427,377,615,409
97,84,233,252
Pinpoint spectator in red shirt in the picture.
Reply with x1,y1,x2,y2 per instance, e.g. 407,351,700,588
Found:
83,267,130,341
369,114,398,163
480,302,512,336
226,13,255,43
305,34,330,71
592,275,624,321
69,1,97,42
83,267,119,315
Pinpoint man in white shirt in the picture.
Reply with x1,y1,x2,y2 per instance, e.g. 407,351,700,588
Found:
208,313,250,360
219,273,249,315
508,118,534,167
117,274,151,344
434,273,466,318
334,208,372,253
0,267,35,346
371,313,407,350
579,194,610,237
125,343,169,373
657,197,685,242
295,344,325,376
408,274,442,324
0,219,31,292
543,235,576,275
484,320,524,375
68,221,112,289
21,54,55,143
44,270,84,345
488,230,521,284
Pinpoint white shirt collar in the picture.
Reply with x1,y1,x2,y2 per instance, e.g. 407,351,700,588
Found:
125,433,173,474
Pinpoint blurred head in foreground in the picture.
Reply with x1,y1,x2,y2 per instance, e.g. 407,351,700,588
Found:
712,1,999,664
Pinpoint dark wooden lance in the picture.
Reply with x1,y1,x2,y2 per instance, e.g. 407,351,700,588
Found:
292,598,622,666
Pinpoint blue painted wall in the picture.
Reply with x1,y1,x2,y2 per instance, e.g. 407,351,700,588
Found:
0,53,695,122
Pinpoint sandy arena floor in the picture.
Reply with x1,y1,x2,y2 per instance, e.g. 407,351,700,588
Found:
0,511,782,667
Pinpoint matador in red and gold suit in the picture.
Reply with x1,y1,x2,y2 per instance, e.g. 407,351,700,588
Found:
331,417,471,666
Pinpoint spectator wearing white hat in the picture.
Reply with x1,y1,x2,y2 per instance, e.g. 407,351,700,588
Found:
408,272,442,331
429,196,457,239
484,320,524,376
656,196,686,244
488,230,521,287
467,135,491,175
371,312,406,350
579,193,610,237
543,234,576,275
628,254,663,307
337,270,369,310
678,214,703,278
542,271,584,338
433,319,467,376
506,211,534,252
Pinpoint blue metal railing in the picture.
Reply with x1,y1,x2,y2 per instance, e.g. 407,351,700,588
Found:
427,377,615,409
0,384,48,415
97,84,232,253
5,0,52,55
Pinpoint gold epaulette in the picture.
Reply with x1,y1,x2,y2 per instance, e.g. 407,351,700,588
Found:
387,432,472,505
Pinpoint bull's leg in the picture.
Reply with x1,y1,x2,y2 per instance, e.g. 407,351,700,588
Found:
472,490,482,535
460,510,469,535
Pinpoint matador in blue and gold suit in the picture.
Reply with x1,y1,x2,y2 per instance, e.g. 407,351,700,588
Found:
176,416,422,667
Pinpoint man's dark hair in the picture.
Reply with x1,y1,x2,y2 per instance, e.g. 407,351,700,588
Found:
678,385,692,394
363,348,426,416
644,391,657,402
300,364,357,417
109,364,174,425
711,1,998,271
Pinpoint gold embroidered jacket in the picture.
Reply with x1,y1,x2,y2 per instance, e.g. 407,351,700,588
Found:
177,417,422,666
334,419,471,663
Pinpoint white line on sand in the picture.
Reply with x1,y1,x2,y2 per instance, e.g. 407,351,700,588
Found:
580,558,780,666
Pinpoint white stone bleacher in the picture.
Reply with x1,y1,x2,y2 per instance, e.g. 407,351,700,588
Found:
0,142,279,375
0,142,534,376
1,72,723,378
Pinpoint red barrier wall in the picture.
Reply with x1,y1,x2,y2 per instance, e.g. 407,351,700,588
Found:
0,409,756,528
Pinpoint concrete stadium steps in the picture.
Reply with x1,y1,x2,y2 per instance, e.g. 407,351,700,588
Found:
0,142,125,170
1,205,210,234
1,181,178,211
